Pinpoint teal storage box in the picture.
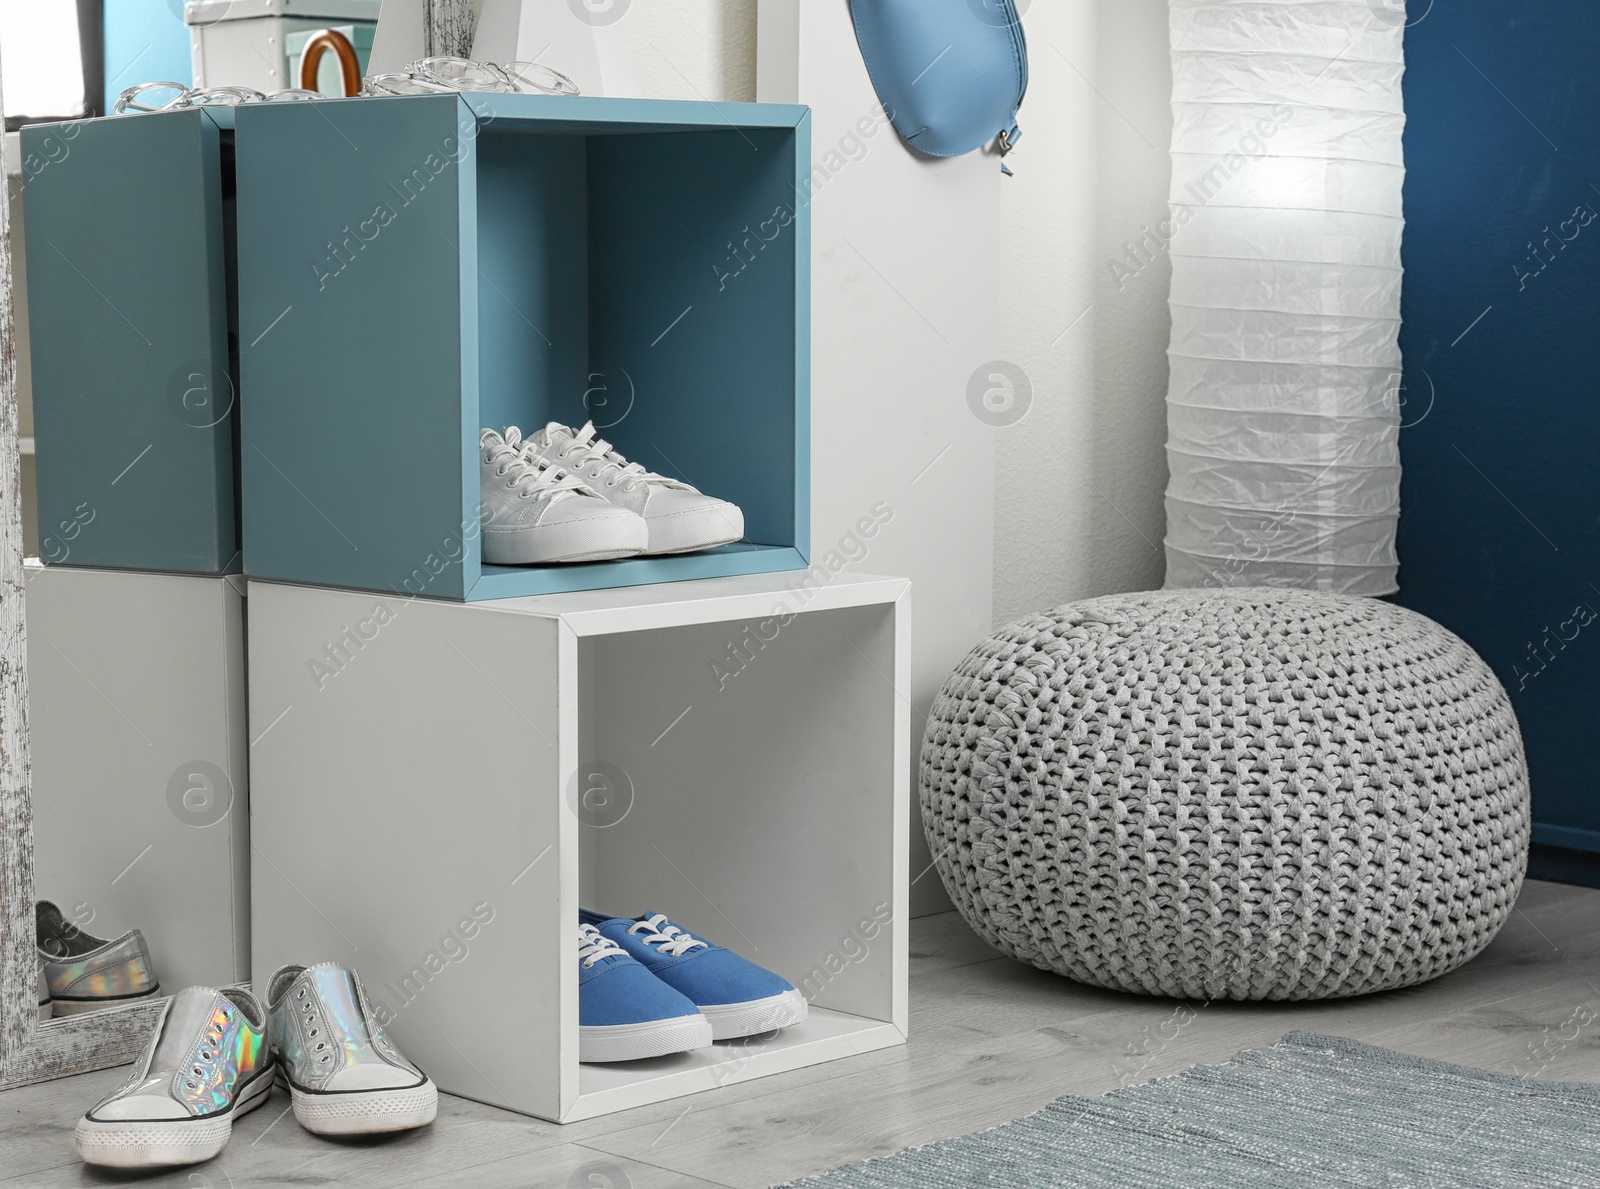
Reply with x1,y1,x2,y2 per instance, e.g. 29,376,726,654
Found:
22,108,241,574
234,93,810,601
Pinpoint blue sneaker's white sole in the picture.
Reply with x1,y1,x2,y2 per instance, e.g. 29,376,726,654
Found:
74,1066,272,1168
700,989,808,1040
580,1013,714,1062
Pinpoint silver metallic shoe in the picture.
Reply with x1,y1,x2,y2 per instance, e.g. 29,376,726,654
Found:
74,986,271,1169
37,900,160,1015
265,963,437,1135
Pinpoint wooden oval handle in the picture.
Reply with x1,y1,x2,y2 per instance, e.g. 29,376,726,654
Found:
299,29,362,97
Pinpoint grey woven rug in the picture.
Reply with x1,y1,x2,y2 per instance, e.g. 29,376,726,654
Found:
779,1032,1600,1188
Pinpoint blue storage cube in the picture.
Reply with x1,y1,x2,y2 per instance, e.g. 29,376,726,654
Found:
234,93,810,601
22,108,241,574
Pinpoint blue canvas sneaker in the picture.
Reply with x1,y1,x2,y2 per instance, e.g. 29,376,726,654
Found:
580,924,712,1062
581,910,808,1040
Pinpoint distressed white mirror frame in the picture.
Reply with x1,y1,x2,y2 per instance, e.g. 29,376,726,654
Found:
0,816,167,1091
0,88,167,1091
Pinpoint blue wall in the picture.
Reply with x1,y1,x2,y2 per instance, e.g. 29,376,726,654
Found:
1395,3,1600,870
103,0,191,111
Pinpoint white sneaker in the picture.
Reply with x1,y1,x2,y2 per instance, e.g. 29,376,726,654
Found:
523,422,745,555
480,428,648,565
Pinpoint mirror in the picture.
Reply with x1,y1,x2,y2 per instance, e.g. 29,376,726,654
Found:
0,3,247,1086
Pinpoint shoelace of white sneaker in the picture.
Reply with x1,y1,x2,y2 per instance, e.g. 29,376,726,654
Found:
536,422,663,494
579,924,627,969
626,914,709,957
484,430,590,509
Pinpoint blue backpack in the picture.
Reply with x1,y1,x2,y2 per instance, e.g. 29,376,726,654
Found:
850,0,1028,173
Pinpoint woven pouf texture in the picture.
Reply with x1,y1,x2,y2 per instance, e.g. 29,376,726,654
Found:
921,588,1531,1001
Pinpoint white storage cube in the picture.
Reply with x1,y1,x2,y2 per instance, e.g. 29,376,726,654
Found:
247,572,910,1122
24,563,249,991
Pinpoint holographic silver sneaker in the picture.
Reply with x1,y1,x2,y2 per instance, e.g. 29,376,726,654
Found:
74,986,271,1169
265,963,437,1136
36,899,160,1015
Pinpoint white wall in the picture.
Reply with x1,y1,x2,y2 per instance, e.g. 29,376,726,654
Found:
625,0,757,102
624,1,1172,625
993,1,1172,625
754,0,999,918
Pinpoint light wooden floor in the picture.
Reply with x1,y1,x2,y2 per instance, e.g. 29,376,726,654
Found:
5,878,1599,1188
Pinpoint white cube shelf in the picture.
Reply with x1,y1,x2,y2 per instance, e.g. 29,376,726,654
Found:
247,572,910,1122
24,563,250,991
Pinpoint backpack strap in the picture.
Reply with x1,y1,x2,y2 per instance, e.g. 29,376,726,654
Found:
999,122,1022,176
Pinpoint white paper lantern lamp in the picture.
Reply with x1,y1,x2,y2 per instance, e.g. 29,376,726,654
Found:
1163,0,1407,595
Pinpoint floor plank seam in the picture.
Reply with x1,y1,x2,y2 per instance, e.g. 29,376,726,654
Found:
0,1156,81,1186
910,954,1008,978
574,1138,743,1189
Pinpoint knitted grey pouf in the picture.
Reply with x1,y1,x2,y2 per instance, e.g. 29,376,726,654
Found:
921,588,1531,1001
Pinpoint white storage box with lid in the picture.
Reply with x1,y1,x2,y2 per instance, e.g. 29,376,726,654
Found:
187,0,381,93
